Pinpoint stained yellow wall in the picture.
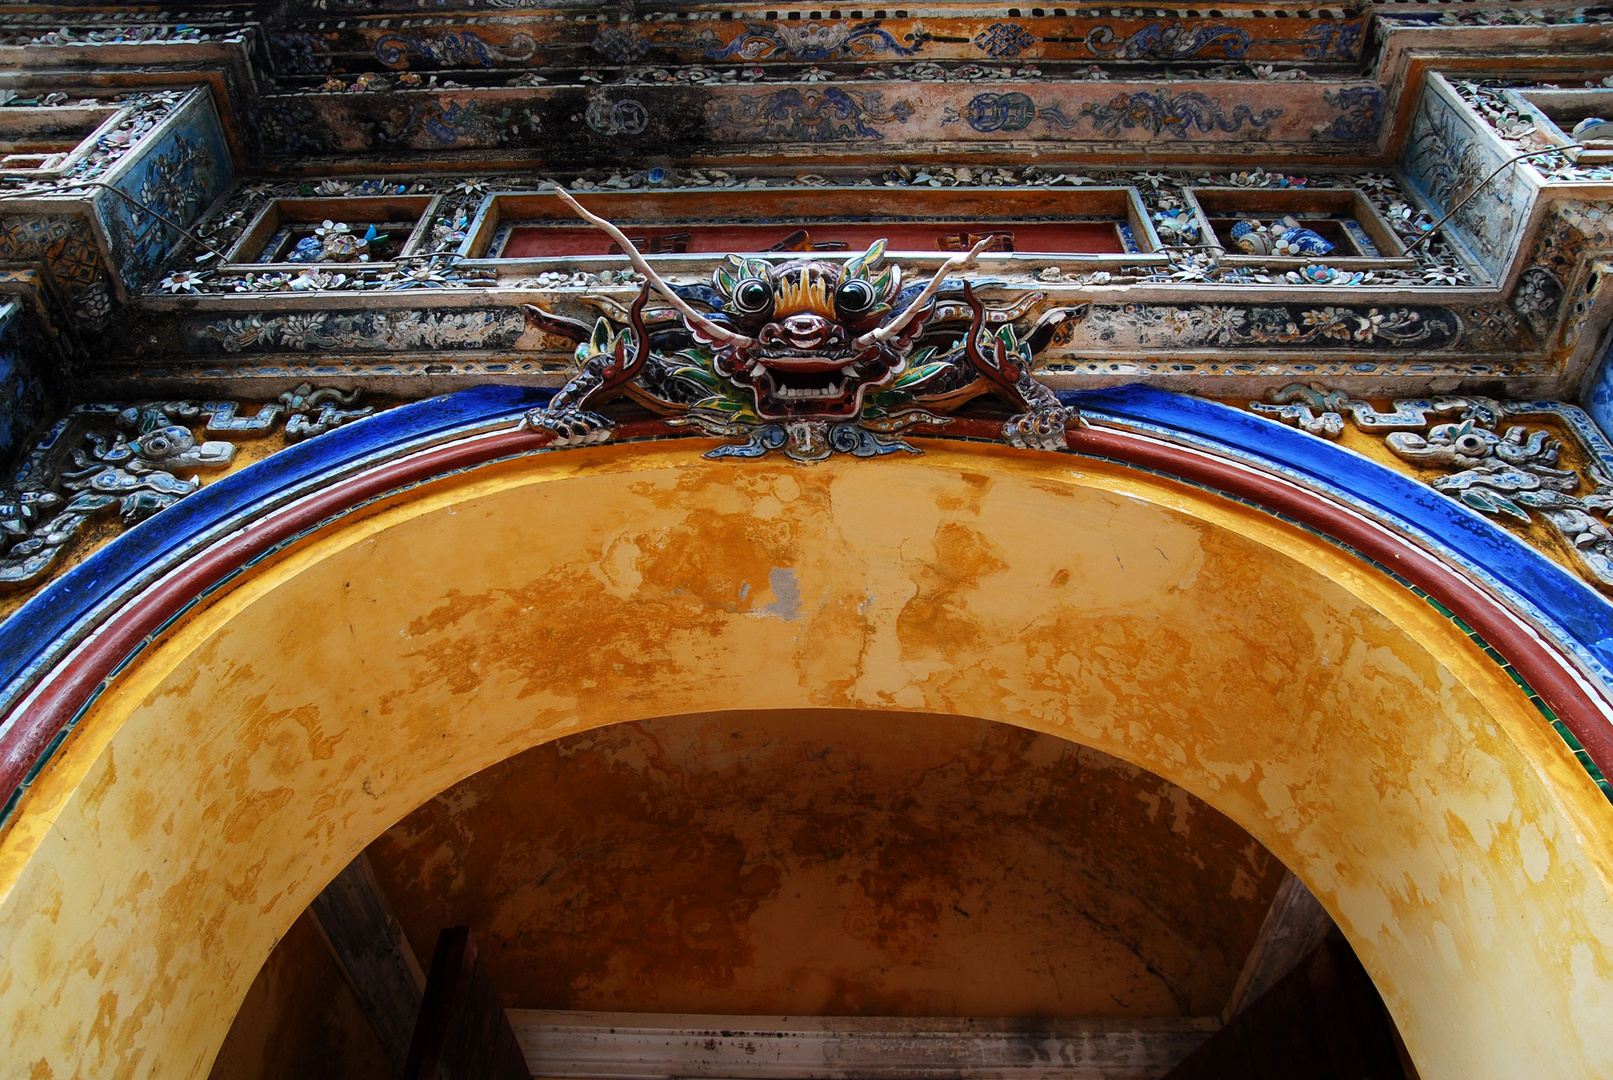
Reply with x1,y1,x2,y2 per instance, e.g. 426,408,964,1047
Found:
0,442,1610,1080
368,710,1286,1018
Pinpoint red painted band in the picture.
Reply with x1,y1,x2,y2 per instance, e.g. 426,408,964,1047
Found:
1,421,1607,811
0,424,546,799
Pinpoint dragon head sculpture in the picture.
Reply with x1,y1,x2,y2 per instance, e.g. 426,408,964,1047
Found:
521,187,1083,460
706,243,922,421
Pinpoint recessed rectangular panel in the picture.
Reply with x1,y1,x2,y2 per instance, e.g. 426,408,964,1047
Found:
460,187,1157,262
497,221,1129,259
225,195,436,267
1188,186,1408,267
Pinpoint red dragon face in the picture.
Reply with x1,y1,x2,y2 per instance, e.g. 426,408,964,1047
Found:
705,245,914,421
538,186,997,434
526,190,1074,460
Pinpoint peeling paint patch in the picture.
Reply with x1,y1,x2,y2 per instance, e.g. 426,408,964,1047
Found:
759,567,802,622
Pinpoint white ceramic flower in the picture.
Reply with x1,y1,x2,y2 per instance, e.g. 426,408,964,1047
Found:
158,270,207,294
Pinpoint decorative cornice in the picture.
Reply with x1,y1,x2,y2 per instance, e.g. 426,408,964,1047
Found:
1450,78,1613,184
0,90,191,196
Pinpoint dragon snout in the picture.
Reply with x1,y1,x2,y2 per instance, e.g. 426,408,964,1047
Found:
760,314,843,352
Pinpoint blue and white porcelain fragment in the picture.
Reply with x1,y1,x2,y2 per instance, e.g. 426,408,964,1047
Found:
1230,216,1335,257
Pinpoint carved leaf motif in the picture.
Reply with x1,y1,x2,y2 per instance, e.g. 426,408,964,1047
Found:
892,360,951,390
1457,488,1530,522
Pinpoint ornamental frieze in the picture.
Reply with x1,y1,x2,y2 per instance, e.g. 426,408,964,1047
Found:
158,166,1476,297
159,299,1517,361
250,77,1385,158
256,10,1368,79
183,309,529,354
127,160,1551,385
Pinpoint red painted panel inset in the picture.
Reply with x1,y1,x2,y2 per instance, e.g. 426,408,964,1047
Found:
498,221,1127,259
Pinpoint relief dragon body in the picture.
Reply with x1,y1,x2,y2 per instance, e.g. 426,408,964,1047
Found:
522,188,1082,462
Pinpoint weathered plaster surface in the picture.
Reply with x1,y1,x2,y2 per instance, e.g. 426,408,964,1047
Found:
367,710,1284,1018
0,443,1609,1080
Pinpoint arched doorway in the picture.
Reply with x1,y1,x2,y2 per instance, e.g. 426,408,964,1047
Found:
1,437,1610,1080
358,709,1284,1020
211,707,1303,1079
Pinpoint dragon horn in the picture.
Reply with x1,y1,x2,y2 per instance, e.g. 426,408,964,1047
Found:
551,186,755,347
851,235,995,350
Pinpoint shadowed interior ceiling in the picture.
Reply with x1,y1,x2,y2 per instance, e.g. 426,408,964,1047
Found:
364,709,1287,1019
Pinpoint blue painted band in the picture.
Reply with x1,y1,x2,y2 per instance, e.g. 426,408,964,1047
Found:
1,382,1608,733
1061,385,1613,682
1585,325,1613,445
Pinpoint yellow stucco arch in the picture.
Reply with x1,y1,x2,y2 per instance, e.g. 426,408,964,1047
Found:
0,440,1610,1080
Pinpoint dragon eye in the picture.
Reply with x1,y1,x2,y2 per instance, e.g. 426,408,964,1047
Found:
835,278,876,316
731,279,773,315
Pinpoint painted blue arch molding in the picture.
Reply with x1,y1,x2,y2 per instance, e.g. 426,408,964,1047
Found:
1,384,1611,823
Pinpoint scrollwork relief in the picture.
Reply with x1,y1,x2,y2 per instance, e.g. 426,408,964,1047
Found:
1253,384,1613,595
0,387,372,591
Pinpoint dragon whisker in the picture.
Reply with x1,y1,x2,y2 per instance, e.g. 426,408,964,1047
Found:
852,235,995,350
551,186,756,348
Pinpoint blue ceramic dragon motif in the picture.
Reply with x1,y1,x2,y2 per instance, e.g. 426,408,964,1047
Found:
1084,21,1251,60
702,19,928,61
1062,91,1282,138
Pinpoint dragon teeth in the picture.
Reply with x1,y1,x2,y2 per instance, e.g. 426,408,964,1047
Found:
774,381,843,400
